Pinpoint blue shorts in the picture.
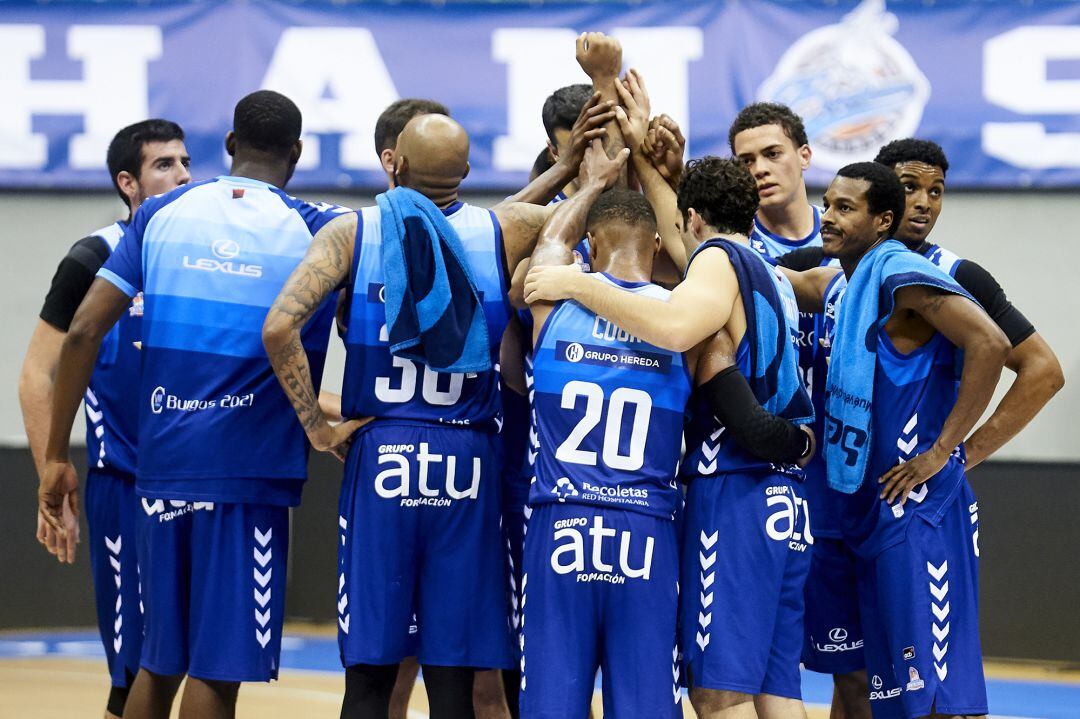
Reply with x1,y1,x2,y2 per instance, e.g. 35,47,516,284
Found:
859,481,986,719
503,495,528,650
337,421,514,669
137,497,289,682
681,471,811,699
519,503,681,719
802,537,865,674
85,467,143,688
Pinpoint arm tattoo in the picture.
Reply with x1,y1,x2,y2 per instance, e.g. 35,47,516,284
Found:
500,203,554,271
265,214,355,436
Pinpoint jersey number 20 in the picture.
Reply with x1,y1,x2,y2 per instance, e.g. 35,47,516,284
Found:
555,380,652,471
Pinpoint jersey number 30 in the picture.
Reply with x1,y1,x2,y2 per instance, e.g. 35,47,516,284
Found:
374,325,464,405
555,381,652,471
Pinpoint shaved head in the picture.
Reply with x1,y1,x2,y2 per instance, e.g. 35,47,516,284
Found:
393,114,470,204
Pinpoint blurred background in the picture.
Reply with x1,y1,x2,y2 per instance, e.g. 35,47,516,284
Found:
2,0,1077,674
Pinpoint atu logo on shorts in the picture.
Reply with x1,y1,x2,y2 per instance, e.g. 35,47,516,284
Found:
757,0,930,171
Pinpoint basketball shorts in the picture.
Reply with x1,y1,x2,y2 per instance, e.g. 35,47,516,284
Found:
337,420,514,670
681,471,811,699
519,503,681,719
858,481,986,719
802,536,866,674
85,467,143,688
137,497,289,682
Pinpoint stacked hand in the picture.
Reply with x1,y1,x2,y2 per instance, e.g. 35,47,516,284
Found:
643,115,686,188
578,138,630,191
576,32,622,81
613,69,651,150
557,92,616,173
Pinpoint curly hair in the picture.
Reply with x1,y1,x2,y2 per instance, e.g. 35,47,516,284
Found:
676,157,759,236
835,162,906,237
874,138,949,177
728,102,809,153
233,90,302,154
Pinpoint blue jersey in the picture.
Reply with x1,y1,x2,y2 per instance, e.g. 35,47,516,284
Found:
681,257,805,481
920,243,963,277
340,201,511,429
531,274,692,518
98,176,347,506
821,277,967,557
84,222,142,476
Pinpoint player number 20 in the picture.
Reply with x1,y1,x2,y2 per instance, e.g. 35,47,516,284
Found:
375,325,464,405
555,381,652,471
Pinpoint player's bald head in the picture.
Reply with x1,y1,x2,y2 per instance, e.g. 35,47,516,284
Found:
393,114,470,193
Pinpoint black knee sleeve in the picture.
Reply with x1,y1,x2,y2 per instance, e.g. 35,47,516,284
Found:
501,669,520,719
342,663,399,719
423,665,476,719
106,684,130,717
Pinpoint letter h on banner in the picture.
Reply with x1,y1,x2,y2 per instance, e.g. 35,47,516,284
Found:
0,25,162,170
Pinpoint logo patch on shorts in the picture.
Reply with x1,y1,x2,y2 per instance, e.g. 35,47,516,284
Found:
906,666,925,692
903,646,915,660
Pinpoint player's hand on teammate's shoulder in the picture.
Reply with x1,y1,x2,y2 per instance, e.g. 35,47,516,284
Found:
578,138,629,191
576,31,622,81
38,459,80,563
524,263,587,305
643,115,686,189
878,443,950,506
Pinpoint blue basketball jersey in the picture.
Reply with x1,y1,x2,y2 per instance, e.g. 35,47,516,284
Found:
530,274,692,519
85,222,142,476
920,243,963,278
340,201,511,429
98,176,348,506
681,258,805,480
820,276,967,557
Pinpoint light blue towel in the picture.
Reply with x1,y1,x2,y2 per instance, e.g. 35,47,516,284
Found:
824,240,972,493
377,187,490,373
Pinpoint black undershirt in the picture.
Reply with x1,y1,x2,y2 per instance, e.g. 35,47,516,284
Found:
39,235,111,332
776,243,1036,347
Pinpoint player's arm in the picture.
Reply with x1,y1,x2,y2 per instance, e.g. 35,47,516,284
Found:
612,69,687,273
878,286,1010,504
40,278,132,546
495,93,615,209
525,248,739,353
528,139,628,339
695,331,815,467
576,32,627,177
778,265,839,314
263,213,370,460
950,260,1064,469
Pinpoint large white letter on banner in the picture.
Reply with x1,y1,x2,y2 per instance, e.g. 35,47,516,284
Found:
0,25,161,170
262,27,398,171
983,26,1080,169
493,27,702,172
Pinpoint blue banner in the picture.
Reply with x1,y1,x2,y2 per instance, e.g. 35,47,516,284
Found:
1,0,1078,190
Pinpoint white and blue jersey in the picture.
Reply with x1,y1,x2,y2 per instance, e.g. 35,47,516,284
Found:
340,201,510,430
749,206,822,260
921,243,963,277
820,277,967,558
97,176,347,506
530,274,692,519
85,222,142,476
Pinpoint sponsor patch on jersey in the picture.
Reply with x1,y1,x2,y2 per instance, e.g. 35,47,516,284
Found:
555,340,671,374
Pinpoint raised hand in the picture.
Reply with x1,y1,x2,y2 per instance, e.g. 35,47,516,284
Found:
613,68,651,151
575,32,622,82
558,92,616,170
578,138,630,191
643,115,687,189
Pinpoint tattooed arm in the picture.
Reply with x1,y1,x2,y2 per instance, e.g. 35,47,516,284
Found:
494,201,556,277
877,286,1009,504
263,213,369,460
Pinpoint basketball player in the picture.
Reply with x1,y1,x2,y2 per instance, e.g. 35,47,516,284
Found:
808,162,1009,719
40,91,356,719
263,113,558,718
19,119,190,719
730,102,868,717
524,137,816,719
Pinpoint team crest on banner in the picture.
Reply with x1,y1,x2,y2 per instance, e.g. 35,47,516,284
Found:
757,0,931,170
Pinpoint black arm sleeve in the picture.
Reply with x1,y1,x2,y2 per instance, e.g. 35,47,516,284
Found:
952,259,1035,347
776,245,826,271
699,366,809,464
39,236,110,332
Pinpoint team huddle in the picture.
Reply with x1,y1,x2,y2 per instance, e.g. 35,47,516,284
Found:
22,32,1064,719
